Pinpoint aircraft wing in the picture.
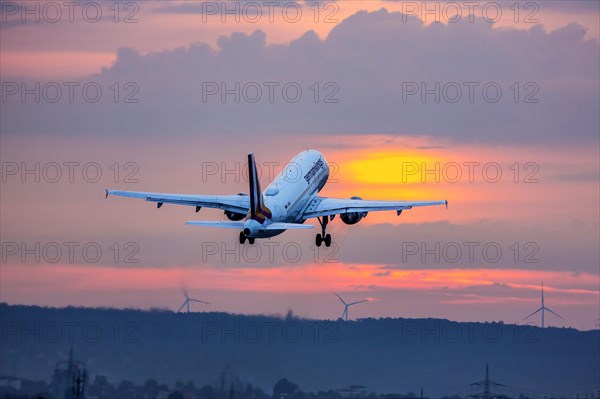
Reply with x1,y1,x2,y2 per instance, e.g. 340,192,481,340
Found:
302,196,447,219
106,189,250,215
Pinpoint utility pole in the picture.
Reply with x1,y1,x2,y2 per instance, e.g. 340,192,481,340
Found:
72,368,87,399
469,364,504,399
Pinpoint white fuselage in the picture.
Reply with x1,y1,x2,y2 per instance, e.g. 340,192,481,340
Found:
254,150,329,237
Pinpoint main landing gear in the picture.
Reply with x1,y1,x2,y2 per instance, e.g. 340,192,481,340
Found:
239,231,255,245
316,216,332,247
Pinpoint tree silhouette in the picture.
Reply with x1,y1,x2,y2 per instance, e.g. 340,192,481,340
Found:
168,391,185,399
273,378,300,399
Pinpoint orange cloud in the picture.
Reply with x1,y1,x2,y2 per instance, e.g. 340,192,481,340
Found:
2,262,597,298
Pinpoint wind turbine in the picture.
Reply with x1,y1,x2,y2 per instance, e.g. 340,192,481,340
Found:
523,283,562,328
336,293,369,321
178,286,210,313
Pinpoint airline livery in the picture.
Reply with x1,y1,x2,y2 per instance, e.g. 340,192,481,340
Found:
106,150,447,247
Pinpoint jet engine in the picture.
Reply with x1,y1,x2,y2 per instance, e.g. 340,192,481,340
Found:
224,193,248,220
340,196,368,225
224,210,246,221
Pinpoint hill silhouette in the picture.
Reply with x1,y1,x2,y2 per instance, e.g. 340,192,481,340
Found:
1,303,598,395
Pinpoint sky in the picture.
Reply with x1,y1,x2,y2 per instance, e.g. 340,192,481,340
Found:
1,0,599,330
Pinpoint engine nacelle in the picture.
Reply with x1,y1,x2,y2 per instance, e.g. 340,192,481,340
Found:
340,196,368,225
243,219,261,237
223,193,248,220
340,212,363,225
224,210,246,221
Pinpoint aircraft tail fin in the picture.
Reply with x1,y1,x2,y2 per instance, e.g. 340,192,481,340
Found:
248,152,272,224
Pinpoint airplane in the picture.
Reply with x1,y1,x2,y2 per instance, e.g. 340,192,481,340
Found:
106,150,447,247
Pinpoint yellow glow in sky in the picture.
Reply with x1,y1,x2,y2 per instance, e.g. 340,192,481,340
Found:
344,150,442,185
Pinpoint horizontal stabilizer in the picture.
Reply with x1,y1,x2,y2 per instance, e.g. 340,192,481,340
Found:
263,223,313,230
185,221,244,229
185,221,312,231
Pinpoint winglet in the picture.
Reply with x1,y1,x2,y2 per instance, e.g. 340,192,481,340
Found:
445,200,448,210
105,189,109,199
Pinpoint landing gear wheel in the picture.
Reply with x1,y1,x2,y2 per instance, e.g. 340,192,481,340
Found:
239,231,246,244
316,216,331,248
248,238,255,245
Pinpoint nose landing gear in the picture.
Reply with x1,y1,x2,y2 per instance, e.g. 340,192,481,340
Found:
316,216,332,247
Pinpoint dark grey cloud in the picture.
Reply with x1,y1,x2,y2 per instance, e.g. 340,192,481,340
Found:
535,0,600,12
2,217,596,275
372,270,392,277
337,219,599,275
438,282,518,298
2,9,598,144
155,0,299,14
550,171,600,182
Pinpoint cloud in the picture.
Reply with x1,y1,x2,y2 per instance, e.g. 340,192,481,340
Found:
550,171,600,182
372,270,392,277
2,9,598,144
155,0,299,15
337,220,599,274
0,0,145,29
381,0,599,12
